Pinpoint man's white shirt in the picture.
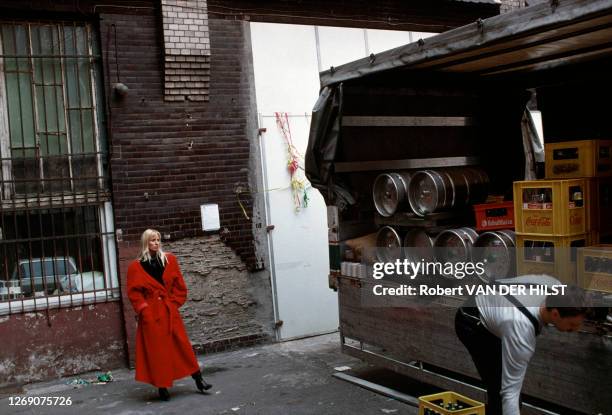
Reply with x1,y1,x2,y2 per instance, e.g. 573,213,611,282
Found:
475,275,560,415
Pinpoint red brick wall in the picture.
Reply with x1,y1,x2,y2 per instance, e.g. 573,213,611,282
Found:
101,11,258,270
0,0,258,269
0,302,126,389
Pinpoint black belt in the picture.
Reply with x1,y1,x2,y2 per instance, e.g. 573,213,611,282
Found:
460,296,481,321
460,306,482,322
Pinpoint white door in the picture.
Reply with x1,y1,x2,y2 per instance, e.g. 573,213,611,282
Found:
251,23,338,340
258,113,338,340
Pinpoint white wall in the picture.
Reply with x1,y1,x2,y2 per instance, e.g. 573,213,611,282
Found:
251,24,320,115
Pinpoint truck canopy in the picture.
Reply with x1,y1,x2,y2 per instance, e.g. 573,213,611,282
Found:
306,0,612,204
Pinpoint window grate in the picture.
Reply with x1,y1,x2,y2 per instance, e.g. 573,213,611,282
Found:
0,21,117,315
0,20,109,202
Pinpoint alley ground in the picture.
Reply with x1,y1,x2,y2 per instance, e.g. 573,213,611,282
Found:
0,333,440,415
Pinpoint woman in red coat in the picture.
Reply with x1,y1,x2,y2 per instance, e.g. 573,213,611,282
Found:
127,229,212,401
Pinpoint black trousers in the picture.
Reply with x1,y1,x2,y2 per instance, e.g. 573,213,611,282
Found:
455,307,503,415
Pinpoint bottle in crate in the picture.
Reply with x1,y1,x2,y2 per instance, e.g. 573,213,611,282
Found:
545,139,612,179
513,179,587,236
419,391,484,415
516,234,588,285
577,245,612,293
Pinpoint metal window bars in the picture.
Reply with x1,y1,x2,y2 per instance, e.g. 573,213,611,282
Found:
0,203,120,315
0,21,117,315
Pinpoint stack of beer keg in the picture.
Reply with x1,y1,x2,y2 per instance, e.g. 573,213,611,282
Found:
372,166,516,282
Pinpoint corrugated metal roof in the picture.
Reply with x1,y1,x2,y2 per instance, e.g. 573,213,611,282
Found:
320,0,612,86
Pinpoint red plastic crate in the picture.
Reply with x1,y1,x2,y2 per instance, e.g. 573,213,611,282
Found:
473,201,514,231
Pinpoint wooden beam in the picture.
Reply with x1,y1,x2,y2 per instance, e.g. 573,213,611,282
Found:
334,156,480,173
207,0,499,33
342,116,474,127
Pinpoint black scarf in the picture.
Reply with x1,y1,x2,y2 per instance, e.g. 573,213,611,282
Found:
140,254,165,286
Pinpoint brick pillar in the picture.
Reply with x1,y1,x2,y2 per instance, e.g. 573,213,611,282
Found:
161,0,211,101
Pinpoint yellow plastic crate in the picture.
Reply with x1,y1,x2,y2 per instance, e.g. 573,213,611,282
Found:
545,139,612,179
577,245,612,293
419,391,484,415
516,234,589,285
513,179,587,236
585,177,612,233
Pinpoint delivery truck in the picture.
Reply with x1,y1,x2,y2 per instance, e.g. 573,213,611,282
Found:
306,1,612,413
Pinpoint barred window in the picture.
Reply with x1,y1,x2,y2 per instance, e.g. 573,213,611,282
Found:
0,21,117,314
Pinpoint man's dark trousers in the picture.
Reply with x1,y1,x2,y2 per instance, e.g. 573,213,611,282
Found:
455,307,503,415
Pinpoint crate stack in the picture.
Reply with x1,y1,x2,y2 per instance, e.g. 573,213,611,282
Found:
513,139,612,286
545,139,612,243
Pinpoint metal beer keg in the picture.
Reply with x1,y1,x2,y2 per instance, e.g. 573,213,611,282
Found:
407,170,452,216
375,226,403,263
403,229,435,264
433,227,479,264
373,172,412,217
472,230,516,282
408,168,489,216
460,167,490,204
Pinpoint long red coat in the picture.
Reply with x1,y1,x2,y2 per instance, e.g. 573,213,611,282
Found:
127,253,200,388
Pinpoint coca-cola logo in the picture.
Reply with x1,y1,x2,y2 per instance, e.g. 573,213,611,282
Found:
525,216,552,227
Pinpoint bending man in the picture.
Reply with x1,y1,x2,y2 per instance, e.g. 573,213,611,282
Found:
455,275,588,415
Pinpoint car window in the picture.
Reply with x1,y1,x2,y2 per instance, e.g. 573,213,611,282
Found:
44,259,77,276
17,258,77,278
19,262,42,279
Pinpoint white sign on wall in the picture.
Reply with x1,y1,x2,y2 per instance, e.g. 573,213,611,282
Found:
201,203,220,231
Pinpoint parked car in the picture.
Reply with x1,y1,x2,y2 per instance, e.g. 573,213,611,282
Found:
10,257,105,297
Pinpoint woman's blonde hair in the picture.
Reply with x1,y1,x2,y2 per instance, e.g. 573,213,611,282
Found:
139,229,168,265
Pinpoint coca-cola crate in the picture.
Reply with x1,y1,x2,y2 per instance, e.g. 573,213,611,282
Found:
473,202,514,231
516,233,589,285
577,245,612,293
513,179,587,236
545,139,612,179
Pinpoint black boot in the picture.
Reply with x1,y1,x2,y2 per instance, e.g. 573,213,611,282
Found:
158,387,170,401
191,371,212,392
